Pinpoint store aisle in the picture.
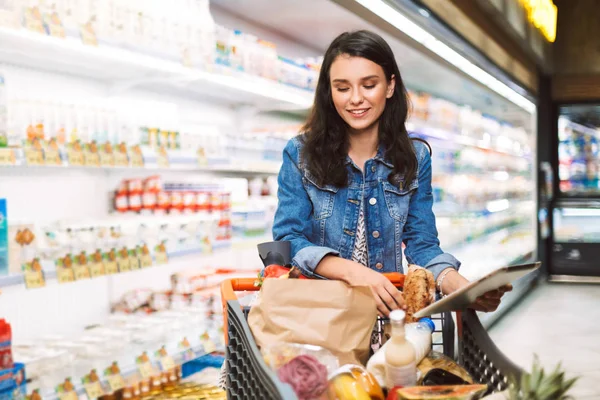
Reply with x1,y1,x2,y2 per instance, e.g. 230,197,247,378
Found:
489,281,600,399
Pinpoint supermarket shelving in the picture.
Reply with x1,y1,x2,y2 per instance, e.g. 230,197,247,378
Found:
0,27,314,111
0,235,267,290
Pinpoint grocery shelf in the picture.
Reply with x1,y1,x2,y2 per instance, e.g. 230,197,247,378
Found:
408,123,533,160
449,222,536,280
41,345,223,400
0,27,314,111
0,155,282,176
0,236,265,290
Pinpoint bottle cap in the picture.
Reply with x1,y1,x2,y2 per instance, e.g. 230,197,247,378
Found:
419,317,435,332
389,309,406,323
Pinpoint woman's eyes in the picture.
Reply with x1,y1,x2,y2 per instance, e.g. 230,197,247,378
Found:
335,84,376,92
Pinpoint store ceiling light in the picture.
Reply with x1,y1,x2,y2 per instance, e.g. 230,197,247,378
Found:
353,0,536,114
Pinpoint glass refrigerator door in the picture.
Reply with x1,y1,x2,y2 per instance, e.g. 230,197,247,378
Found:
552,201,600,277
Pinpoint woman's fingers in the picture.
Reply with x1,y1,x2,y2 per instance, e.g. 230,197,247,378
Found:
377,286,399,313
384,281,406,309
371,287,392,317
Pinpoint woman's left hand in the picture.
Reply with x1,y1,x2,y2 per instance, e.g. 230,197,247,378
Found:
438,268,513,313
469,284,512,312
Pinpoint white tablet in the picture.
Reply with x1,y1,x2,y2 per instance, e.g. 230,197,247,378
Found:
413,261,541,319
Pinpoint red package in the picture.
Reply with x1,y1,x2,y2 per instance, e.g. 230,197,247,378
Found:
196,192,210,213
144,175,161,192
0,320,13,370
115,193,129,213
170,191,183,211
128,178,143,193
142,190,157,210
183,191,196,213
157,191,171,210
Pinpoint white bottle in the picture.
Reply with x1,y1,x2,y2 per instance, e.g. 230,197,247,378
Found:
384,310,417,388
405,317,434,363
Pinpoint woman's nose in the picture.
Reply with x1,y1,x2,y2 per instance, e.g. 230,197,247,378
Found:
350,88,364,105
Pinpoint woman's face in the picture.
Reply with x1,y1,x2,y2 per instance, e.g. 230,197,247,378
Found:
329,54,395,135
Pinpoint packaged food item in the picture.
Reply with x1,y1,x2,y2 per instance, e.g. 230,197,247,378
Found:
329,365,384,400
384,310,417,388
277,355,329,400
0,320,12,370
417,351,473,386
390,384,487,399
367,318,434,387
403,265,435,323
262,343,339,374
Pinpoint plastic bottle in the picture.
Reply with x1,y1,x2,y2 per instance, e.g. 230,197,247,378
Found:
383,310,417,388
405,317,434,363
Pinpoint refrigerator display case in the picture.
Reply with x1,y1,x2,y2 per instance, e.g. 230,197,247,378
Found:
551,104,600,280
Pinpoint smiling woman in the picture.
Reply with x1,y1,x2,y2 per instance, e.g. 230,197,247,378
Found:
272,30,512,317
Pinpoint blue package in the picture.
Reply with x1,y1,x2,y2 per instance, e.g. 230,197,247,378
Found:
0,199,7,275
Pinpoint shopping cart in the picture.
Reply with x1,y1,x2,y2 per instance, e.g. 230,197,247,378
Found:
220,274,523,399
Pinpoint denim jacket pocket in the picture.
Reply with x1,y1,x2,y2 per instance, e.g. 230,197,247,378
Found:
382,179,419,222
303,171,339,220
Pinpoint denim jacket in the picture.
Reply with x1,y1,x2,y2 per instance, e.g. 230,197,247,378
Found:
272,136,461,281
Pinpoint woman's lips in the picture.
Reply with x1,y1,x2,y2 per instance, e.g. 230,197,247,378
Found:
347,108,370,118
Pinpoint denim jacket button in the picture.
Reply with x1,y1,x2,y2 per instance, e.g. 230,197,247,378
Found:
375,262,383,270
371,165,376,173
369,198,377,205
372,231,380,238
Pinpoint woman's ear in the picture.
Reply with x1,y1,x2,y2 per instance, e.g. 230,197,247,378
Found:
387,74,396,98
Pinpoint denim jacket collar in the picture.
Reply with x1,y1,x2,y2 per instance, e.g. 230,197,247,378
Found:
344,144,394,169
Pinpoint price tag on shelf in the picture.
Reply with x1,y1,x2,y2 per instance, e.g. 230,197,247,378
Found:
0,148,16,165
155,251,168,265
23,6,45,33
117,258,130,272
201,332,217,354
129,254,140,270
137,362,155,379
160,356,176,371
74,265,90,280
56,391,78,400
56,267,75,284
84,150,100,167
157,146,169,168
24,270,45,289
106,374,125,392
24,149,44,166
104,362,125,392
44,149,62,165
104,261,118,275
197,147,208,167
80,24,98,46
67,148,84,166
130,147,144,168
89,262,105,278
140,253,153,268
114,150,129,166
83,381,104,399
99,151,114,167
47,12,66,38
202,338,217,354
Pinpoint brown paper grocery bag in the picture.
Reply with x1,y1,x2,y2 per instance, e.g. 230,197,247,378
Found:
248,279,377,365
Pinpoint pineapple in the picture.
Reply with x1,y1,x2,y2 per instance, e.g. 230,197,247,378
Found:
508,355,578,400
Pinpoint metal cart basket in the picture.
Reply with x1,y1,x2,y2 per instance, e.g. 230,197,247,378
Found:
220,275,523,399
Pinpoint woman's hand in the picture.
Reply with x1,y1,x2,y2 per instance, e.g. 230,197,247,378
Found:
438,268,512,313
345,262,406,317
315,256,405,317
469,284,512,312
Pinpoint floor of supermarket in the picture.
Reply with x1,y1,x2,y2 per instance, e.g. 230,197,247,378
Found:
489,281,600,399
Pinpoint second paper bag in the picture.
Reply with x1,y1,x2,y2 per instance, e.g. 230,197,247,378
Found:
248,279,378,365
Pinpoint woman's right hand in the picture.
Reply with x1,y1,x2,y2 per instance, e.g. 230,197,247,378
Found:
345,262,406,317
315,256,406,317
